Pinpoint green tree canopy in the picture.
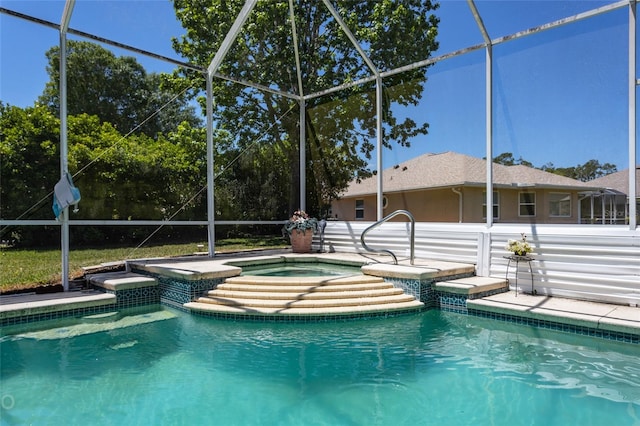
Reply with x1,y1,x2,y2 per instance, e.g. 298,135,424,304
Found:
38,40,201,137
0,102,59,224
541,159,618,182
493,152,617,182
491,152,533,168
169,0,440,217
0,102,210,246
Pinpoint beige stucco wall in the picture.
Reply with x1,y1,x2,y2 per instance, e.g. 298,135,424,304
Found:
331,187,582,224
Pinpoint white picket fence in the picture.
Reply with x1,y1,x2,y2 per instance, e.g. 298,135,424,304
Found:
319,221,640,306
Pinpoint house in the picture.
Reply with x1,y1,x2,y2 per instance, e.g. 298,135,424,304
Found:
331,151,601,224
583,166,640,224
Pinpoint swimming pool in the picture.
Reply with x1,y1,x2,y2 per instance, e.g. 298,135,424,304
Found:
1,306,638,425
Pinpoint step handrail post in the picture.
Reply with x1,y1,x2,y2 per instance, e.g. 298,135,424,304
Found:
360,209,415,265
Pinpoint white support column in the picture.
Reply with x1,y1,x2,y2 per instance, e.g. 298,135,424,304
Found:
299,100,306,211
629,0,637,229
376,75,384,221
485,44,493,229
468,0,494,274
206,76,215,257
60,0,75,291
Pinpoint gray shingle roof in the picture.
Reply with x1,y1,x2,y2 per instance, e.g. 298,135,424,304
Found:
588,167,640,195
341,151,599,197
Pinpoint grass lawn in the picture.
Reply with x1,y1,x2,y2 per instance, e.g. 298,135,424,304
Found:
0,236,288,293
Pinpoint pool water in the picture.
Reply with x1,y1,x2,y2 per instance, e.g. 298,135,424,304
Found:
1,307,639,425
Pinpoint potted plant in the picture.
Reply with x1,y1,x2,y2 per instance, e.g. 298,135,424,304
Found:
283,209,318,253
505,233,533,257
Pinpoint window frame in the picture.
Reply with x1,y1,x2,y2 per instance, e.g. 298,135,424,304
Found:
482,191,500,220
519,192,536,217
549,192,571,217
355,199,365,219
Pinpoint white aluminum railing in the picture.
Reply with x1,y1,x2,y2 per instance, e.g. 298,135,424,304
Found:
360,210,415,265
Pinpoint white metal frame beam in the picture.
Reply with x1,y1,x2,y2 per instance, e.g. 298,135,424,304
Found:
321,0,385,219
59,0,75,291
467,0,494,231
207,0,258,79
629,0,637,230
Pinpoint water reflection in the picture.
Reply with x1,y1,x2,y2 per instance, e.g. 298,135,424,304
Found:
185,310,640,405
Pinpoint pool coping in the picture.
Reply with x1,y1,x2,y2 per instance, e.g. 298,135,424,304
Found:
0,290,116,321
467,292,640,337
126,252,477,281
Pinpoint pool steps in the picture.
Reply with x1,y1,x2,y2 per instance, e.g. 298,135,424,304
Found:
435,276,509,296
186,274,425,317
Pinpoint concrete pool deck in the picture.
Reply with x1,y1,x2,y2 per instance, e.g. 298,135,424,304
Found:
1,251,638,338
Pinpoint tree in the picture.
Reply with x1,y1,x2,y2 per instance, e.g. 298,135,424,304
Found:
540,159,617,181
492,152,617,182
492,152,533,167
38,41,201,137
169,0,440,217
0,102,210,246
0,103,60,225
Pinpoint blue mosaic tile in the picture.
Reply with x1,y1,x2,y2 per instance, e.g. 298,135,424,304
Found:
96,286,160,309
156,276,223,306
384,277,437,306
189,306,426,323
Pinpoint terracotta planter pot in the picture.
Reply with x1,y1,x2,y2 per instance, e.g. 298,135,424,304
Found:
290,230,313,253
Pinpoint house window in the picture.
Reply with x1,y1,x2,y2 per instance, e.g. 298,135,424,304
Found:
549,192,571,217
482,191,500,219
519,192,536,216
355,199,364,219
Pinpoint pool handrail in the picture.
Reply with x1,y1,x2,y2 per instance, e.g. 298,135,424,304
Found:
360,209,415,265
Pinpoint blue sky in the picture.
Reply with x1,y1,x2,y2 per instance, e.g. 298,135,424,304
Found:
1,0,635,171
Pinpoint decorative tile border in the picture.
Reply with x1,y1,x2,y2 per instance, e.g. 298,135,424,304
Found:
189,307,426,323
436,288,507,312
129,266,225,309
439,293,468,310
156,276,224,309
98,286,160,309
384,277,438,307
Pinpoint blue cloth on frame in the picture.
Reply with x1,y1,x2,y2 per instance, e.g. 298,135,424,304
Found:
53,173,81,219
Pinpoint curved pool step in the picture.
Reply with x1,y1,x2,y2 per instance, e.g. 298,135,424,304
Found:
184,300,425,317
196,292,415,308
184,274,424,320
223,274,386,286
209,287,406,300
216,282,394,293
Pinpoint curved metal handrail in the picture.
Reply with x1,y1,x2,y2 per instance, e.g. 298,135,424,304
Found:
360,209,415,265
